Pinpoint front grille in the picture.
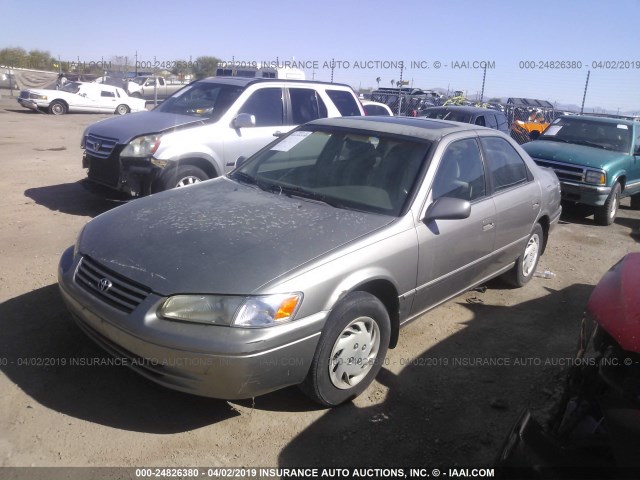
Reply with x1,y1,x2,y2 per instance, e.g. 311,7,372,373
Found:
533,158,586,183
85,133,118,159
86,145,122,188
75,256,150,313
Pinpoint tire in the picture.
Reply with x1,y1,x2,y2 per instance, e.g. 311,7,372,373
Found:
594,182,621,226
115,104,130,115
300,291,390,407
49,100,67,115
504,223,544,287
155,165,208,192
630,193,640,210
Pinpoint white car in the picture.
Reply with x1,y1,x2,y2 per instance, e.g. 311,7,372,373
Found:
361,99,394,116
17,82,147,115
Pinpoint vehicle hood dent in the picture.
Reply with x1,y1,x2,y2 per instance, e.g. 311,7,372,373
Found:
523,141,629,170
87,111,204,144
80,178,394,296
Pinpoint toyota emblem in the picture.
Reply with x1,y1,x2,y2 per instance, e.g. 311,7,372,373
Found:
98,278,113,292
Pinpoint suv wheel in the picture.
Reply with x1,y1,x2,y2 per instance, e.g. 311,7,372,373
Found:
594,182,621,226
155,165,209,192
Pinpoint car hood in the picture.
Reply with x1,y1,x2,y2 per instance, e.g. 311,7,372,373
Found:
79,178,394,296
86,111,204,144
523,140,629,169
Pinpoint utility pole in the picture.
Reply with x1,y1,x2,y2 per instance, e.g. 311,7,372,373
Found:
480,65,487,103
397,64,404,115
580,71,590,114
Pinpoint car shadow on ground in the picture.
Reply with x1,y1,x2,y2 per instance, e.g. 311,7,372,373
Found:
0,284,237,433
24,181,121,217
615,216,640,242
278,283,594,468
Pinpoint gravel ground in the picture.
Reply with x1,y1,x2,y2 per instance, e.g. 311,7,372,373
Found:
1,94,639,476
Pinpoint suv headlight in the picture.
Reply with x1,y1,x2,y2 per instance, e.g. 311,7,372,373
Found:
158,293,303,328
121,134,161,158
585,170,606,185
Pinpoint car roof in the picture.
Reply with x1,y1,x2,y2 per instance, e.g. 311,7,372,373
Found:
422,105,504,115
561,114,636,126
308,116,485,141
198,76,354,89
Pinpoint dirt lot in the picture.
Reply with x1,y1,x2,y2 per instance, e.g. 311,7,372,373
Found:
1,94,639,474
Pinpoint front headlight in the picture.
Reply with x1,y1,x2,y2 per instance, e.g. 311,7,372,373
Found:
121,134,161,158
158,293,303,327
31,93,47,100
585,170,606,185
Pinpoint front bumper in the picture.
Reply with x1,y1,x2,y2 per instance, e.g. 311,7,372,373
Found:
17,98,42,111
560,181,611,206
58,247,325,399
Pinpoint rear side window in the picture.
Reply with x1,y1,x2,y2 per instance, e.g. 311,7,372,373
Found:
485,113,498,129
326,90,361,116
101,90,115,97
481,137,530,192
496,113,508,132
289,88,328,124
238,88,284,127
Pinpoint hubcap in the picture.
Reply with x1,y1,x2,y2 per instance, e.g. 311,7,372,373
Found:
329,316,380,389
522,233,540,277
610,192,619,219
176,176,202,188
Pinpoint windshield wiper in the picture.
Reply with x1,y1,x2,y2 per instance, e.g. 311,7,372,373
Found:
270,183,342,208
539,136,570,143
230,171,257,185
571,140,611,150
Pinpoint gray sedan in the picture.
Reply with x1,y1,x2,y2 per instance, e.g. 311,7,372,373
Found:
58,116,562,406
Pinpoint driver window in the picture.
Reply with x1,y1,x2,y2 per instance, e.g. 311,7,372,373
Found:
432,138,485,201
238,88,284,127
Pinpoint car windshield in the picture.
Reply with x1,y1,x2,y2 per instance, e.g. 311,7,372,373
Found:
231,127,431,216
156,82,244,119
421,109,472,123
131,77,148,85
540,117,632,152
61,82,82,94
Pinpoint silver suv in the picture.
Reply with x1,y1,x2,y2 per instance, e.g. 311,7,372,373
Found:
81,77,364,196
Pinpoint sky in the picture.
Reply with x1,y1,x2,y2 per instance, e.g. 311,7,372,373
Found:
1,0,639,113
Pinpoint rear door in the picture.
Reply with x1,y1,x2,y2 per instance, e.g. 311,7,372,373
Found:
479,135,541,273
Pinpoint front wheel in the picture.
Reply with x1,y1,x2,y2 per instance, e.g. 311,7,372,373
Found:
49,100,67,115
300,291,390,407
594,182,621,226
154,165,208,192
503,223,544,287
115,104,130,115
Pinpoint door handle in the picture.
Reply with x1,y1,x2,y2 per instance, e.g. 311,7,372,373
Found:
532,201,540,209
482,222,495,232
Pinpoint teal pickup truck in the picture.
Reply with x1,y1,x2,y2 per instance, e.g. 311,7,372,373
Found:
523,115,640,225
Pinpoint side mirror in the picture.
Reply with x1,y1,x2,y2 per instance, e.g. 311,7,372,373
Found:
424,197,471,222
232,113,256,129
235,156,248,168
529,130,541,141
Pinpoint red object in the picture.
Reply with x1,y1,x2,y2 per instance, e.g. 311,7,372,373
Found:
587,253,640,352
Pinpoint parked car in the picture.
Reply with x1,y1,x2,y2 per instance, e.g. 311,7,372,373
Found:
522,115,640,225
0,71,16,89
59,116,561,406
80,77,364,197
17,82,147,115
124,76,186,100
419,106,509,134
361,99,394,116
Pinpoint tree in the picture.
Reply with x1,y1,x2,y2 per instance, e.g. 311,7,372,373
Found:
192,56,220,79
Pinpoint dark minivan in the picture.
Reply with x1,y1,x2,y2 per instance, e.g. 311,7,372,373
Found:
419,106,509,134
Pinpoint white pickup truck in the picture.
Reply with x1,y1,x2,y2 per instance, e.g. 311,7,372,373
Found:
124,76,187,100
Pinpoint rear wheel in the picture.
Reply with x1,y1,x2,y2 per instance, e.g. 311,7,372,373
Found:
300,291,390,407
594,182,621,226
504,223,544,287
154,165,208,192
49,100,67,115
115,104,130,115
